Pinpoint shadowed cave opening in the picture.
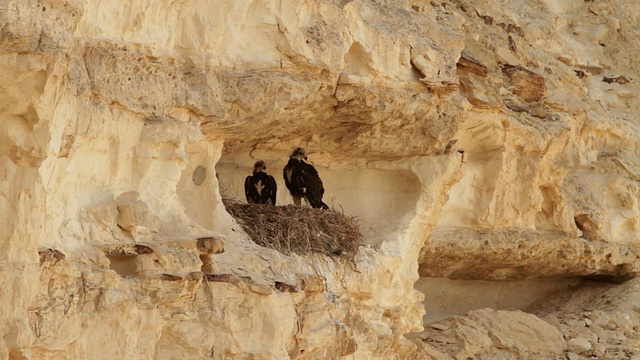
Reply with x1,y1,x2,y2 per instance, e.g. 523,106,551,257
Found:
415,277,585,323
215,150,421,248
106,255,137,278
200,254,216,273
575,214,598,240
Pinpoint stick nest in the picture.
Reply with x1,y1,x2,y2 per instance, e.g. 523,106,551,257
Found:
223,198,362,258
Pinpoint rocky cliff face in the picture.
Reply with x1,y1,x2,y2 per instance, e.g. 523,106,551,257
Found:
2,0,640,359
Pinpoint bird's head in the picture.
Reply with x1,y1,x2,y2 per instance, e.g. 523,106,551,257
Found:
253,160,267,173
290,147,307,160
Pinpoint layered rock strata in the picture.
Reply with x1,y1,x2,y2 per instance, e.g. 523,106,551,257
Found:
2,0,640,358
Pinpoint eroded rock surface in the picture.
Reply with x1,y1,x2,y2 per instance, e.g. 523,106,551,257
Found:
2,0,640,359
414,279,640,360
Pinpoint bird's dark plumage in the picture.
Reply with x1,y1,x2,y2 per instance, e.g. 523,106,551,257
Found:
245,161,277,205
283,147,328,209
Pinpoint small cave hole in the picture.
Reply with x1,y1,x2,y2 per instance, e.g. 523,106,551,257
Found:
582,274,631,284
574,214,598,240
106,255,137,278
200,254,214,273
192,165,207,186
216,151,419,249
410,59,424,81
415,277,583,323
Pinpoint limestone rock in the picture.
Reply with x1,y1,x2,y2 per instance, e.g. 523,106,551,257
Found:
567,337,592,354
420,228,640,280
592,343,607,357
195,237,224,254
457,56,488,78
421,309,565,359
300,275,325,293
116,191,149,232
105,244,153,257
566,352,582,360
590,310,611,327
3,0,640,358
501,64,546,103
38,249,65,266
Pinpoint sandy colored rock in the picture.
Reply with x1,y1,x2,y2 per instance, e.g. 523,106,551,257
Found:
566,352,582,360
421,309,565,359
541,314,563,332
38,249,65,266
300,275,325,293
592,343,607,357
196,237,224,254
502,64,547,103
116,191,149,232
567,337,592,354
420,228,640,280
590,310,611,328
2,0,640,359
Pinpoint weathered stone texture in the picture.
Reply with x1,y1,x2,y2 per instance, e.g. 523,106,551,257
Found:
2,0,640,359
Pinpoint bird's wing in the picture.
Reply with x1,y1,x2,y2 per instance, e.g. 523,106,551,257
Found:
267,175,277,205
283,161,293,190
298,162,326,201
300,161,319,176
244,176,254,203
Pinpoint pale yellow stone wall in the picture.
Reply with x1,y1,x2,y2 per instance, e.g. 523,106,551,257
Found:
2,0,640,359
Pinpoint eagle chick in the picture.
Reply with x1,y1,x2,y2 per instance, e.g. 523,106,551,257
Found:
283,147,328,209
245,160,277,205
